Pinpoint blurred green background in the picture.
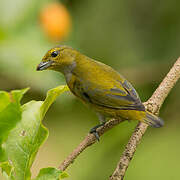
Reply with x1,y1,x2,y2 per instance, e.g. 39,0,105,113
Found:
0,0,180,179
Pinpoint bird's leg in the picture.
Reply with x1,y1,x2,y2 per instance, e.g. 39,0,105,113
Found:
89,114,106,141
89,123,105,141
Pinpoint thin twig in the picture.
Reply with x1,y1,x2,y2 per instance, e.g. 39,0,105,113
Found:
58,57,180,179
109,57,180,180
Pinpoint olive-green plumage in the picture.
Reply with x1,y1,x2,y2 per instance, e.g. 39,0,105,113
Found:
37,45,164,138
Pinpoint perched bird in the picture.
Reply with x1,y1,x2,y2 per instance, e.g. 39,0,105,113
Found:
37,45,164,140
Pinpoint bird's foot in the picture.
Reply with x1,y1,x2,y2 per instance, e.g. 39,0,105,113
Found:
89,122,105,141
91,131,100,141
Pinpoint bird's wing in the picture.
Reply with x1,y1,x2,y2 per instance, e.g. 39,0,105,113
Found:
74,77,145,111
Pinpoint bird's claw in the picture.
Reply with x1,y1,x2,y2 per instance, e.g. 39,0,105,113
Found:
89,122,105,141
90,129,100,141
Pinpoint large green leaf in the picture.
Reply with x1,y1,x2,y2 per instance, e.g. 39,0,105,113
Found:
0,89,28,162
0,89,28,141
0,85,69,180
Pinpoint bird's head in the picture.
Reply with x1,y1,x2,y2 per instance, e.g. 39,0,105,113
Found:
37,45,78,73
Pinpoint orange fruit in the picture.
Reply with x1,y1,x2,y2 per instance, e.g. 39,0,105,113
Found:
40,2,71,41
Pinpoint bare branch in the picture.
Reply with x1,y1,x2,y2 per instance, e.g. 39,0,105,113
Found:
58,118,123,171
58,57,180,179
109,57,180,180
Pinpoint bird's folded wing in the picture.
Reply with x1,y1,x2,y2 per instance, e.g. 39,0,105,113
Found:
81,80,145,111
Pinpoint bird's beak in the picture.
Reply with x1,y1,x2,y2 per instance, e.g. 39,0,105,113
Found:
36,60,54,71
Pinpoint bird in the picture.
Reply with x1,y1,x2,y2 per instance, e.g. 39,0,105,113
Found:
37,45,164,140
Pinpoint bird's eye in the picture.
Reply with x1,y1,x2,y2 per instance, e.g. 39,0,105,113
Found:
51,51,59,57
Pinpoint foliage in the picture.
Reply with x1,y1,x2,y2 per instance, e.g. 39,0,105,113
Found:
0,86,69,180
34,168,68,180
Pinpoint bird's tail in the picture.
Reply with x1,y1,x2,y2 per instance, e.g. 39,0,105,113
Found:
142,111,164,128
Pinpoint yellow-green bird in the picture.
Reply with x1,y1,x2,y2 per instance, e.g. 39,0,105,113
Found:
37,45,164,140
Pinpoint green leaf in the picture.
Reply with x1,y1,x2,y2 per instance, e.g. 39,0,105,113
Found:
0,85,69,180
41,85,69,118
0,88,29,162
0,161,13,177
59,171,69,179
34,167,68,180
0,91,10,112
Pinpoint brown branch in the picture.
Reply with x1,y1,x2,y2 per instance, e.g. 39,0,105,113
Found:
58,57,180,178
109,57,180,180
58,118,124,171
